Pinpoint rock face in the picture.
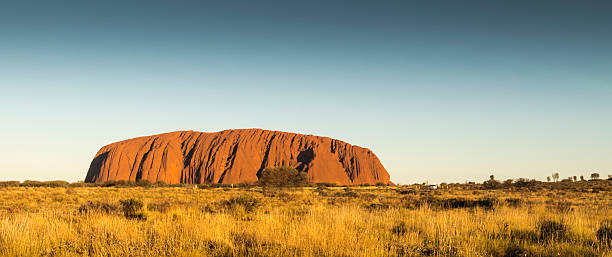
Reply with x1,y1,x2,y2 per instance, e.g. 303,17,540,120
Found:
85,129,390,185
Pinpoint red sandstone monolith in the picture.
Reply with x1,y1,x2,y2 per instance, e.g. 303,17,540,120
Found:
85,129,390,185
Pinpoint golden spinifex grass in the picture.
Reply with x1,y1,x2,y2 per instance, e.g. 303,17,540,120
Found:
0,184,610,257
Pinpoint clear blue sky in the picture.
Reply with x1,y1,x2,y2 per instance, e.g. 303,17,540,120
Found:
1,1,611,184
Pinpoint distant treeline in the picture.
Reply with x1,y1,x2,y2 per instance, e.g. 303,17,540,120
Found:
0,180,386,188
0,177,610,190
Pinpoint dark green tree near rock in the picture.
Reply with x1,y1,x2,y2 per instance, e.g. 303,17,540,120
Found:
258,166,309,187
119,198,147,220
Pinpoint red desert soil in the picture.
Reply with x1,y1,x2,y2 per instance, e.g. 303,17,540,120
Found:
85,129,390,185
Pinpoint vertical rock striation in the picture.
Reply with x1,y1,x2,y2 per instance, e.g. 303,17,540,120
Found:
85,129,390,185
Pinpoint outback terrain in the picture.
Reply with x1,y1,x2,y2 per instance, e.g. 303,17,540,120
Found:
0,180,610,257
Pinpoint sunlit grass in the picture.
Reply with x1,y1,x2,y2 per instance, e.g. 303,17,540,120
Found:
0,184,610,256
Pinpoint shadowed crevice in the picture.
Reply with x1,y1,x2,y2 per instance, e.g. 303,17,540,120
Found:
85,151,109,182
256,134,277,177
135,139,157,181
296,148,314,172
218,141,240,183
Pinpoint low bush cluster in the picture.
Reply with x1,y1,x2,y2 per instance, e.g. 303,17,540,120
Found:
0,181,20,187
333,188,359,198
597,219,612,246
391,221,408,236
20,180,70,187
537,219,568,241
504,198,523,207
222,195,260,213
219,194,262,220
119,198,147,220
78,201,120,215
147,200,173,213
413,197,497,210
257,166,309,187
502,242,527,257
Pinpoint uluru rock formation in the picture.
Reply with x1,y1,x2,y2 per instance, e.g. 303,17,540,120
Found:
85,129,390,185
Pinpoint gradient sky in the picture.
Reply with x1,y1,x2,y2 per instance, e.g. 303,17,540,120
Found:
1,1,611,184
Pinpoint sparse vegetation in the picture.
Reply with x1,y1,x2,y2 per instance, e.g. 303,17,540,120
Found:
598,220,612,246
78,200,120,214
119,198,147,220
537,219,568,241
552,172,560,182
258,166,309,187
391,221,408,236
0,180,610,256
222,194,261,217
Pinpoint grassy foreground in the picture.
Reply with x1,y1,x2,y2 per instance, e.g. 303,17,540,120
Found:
0,183,610,257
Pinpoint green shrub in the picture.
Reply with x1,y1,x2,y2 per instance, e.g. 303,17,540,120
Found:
234,182,255,188
513,178,538,188
365,202,390,211
504,198,523,207
20,180,70,187
314,186,330,196
483,179,501,189
596,219,612,246
547,201,573,213
391,221,408,236
78,201,120,215
503,242,527,257
508,228,538,242
334,188,358,198
423,197,497,210
19,180,43,187
135,180,153,187
0,181,20,187
147,201,172,213
538,219,567,241
102,180,133,187
258,166,308,187
223,195,260,213
69,181,91,187
397,188,417,195
101,180,155,187
154,181,167,187
119,199,147,220
315,182,337,187
220,194,261,220
201,202,217,214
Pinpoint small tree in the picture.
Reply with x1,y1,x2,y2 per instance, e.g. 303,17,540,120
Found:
580,175,585,181
258,166,309,187
591,173,600,180
502,179,514,187
573,176,577,182
483,174,500,189
552,172,559,182
546,176,551,182
119,198,147,220
439,182,448,189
